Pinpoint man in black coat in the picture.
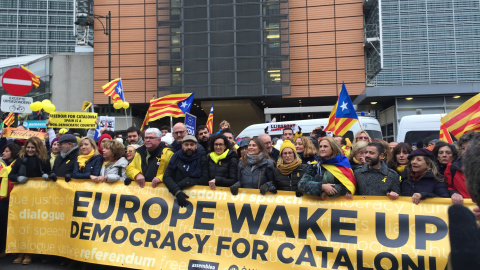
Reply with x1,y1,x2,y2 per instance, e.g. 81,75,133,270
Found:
49,134,79,181
196,125,210,153
259,133,279,162
163,135,209,207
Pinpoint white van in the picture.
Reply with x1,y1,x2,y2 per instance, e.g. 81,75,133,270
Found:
237,116,382,142
396,114,452,144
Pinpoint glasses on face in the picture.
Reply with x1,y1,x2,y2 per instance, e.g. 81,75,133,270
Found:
144,136,157,140
214,143,225,147
358,136,369,140
174,130,186,135
125,150,135,153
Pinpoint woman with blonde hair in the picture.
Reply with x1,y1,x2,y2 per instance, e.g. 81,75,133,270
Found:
295,136,317,164
353,130,371,144
72,137,102,180
274,140,307,196
94,140,128,182
298,137,356,200
349,141,369,171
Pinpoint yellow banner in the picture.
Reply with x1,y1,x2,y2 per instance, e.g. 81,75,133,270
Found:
7,179,473,270
48,112,97,129
3,127,45,140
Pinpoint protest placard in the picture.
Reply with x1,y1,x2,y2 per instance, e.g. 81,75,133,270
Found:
48,112,97,129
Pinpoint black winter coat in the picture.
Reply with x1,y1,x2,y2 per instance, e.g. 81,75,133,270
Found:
163,154,209,196
236,158,275,189
9,155,51,182
72,155,103,179
51,147,79,177
207,150,238,187
273,163,307,191
400,170,449,199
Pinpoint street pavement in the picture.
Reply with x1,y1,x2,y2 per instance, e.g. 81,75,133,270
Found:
0,254,131,270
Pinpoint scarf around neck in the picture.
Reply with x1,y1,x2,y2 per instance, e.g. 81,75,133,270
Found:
210,149,230,164
78,149,95,170
246,153,263,166
277,159,301,175
353,157,363,165
167,150,203,178
396,164,406,174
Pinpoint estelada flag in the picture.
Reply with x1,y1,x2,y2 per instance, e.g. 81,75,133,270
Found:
102,78,125,102
310,154,356,194
3,112,14,127
439,116,453,144
148,93,192,122
325,83,358,136
441,93,480,139
19,65,40,88
206,102,214,134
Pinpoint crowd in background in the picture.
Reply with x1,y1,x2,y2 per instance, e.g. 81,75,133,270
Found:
0,120,479,269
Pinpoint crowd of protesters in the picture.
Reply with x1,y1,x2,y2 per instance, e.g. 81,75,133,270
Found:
0,120,479,269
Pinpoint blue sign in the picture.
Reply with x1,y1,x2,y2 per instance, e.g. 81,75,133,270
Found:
23,120,47,129
184,113,196,136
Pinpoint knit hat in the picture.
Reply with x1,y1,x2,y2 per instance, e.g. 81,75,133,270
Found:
280,140,297,155
51,137,60,145
408,148,435,161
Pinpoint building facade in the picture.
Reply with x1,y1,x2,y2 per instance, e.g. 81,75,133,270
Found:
0,0,78,60
359,0,480,141
93,0,366,132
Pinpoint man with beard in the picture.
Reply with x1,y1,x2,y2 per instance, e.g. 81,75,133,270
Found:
126,128,173,188
354,142,400,198
196,125,210,152
48,134,79,181
163,135,209,207
126,126,144,146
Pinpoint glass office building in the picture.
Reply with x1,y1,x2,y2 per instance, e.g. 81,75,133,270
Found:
157,0,290,99
366,0,480,86
0,0,76,59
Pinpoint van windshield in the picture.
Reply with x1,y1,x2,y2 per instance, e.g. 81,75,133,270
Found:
365,130,382,140
404,131,439,145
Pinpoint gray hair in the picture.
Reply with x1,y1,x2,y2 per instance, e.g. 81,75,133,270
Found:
145,128,162,138
464,133,480,204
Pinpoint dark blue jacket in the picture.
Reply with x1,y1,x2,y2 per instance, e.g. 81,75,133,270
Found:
400,171,449,199
72,155,103,179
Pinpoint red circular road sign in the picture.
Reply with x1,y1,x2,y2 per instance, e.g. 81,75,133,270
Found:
1,68,33,96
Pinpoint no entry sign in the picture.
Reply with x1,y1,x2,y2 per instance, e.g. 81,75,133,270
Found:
1,68,33,96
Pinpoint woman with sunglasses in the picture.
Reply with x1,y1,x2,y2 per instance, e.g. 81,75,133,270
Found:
207,134,238,190
125,144,140,163
353,130,371,144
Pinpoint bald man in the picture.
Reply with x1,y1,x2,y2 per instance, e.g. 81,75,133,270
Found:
169,122,205,154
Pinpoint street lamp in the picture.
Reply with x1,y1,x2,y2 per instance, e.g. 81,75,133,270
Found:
77,11,112,114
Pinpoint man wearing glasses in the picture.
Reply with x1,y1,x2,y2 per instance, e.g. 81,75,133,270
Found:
170,123,206,154
126,128,173,188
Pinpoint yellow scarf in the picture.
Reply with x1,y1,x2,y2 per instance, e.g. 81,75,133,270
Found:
50,153,57,169
396,164,406,175
210,149,230,164
277,160,302,175
78,149,95,170
353,157,363,164
0,160,15,199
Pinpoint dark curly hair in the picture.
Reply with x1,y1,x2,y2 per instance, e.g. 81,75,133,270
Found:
209,134,232,152
432,141,458,164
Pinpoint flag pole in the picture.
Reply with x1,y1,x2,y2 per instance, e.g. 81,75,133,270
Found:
124,108,128,128
357,120,363,131
170,116,173,131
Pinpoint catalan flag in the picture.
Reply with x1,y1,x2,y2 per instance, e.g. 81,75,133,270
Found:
3,113,14,127
441,93,480,139
320,154,356,194
206,102,214,134
19,65,40,88
439,116,454,144
148,93,193,122
325,83,358,136
140,110,150,131
102,78,125,102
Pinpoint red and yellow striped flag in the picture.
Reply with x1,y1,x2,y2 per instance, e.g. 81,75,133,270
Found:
441,93,480,139
148,93,192,122
20,65,40,88
3,113,14,127
102,78,123,102
206,102,214,134
325,102,338,133
439,116,453,143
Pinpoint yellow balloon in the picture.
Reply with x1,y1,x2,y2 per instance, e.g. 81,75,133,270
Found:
113,102,123,110
44,103,56,113
122,101,129,109
30,101,43,111
42,99,52,107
